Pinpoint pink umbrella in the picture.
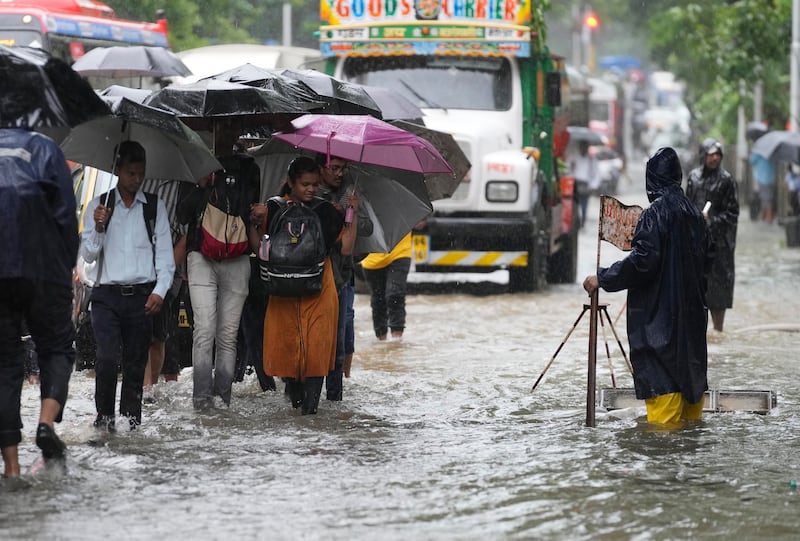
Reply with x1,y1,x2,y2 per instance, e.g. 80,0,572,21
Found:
272,114,452,174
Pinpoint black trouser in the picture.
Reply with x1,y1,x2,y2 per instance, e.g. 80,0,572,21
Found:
0,278,74,448
237,292,275,391
90,284,153,425
284,377,324,415
363,258,411,337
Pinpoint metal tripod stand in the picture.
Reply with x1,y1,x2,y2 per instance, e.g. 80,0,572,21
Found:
530,302,632,393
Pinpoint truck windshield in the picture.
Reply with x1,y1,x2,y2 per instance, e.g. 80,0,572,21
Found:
342,56,512,111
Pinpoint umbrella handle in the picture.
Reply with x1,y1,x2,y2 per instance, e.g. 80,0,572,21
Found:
102,119,129,207
326,131,336,167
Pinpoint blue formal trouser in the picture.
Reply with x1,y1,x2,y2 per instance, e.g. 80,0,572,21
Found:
326,284,353,401
91,285,153,425
0,278,74,448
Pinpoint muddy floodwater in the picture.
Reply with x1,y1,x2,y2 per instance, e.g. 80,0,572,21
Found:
2,177,800,540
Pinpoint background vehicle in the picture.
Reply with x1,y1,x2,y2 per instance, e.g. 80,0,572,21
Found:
0,0,170,88
588,77,620,149
0,0,168,58
318,1,579,291
174,43,325,83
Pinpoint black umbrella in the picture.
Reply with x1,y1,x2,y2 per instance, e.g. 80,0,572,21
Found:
751,130,800,163
99,85,153,105
745,121,768,142
567,126,608,146
0,45,110,129
391,120,470,200
143,79,307,134
361,85,424,121
275,68,382,117
203,63,326,112
71,45,192,78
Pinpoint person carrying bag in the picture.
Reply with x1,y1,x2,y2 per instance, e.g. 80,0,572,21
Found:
177,151,260,410
248,157,358,415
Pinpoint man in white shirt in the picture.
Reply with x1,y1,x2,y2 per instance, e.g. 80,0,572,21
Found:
569,141,599,228
79,141,175,431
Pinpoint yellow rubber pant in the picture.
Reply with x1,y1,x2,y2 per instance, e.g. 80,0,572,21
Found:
645,392,704,426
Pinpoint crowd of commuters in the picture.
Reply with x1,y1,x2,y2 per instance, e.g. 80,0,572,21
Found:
8,121,749,477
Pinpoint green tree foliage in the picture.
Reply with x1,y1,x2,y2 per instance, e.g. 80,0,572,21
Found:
647,0,791,140
104,0,321,51
571,0,790,141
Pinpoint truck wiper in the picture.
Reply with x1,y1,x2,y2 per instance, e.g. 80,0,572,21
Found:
399,78,446,112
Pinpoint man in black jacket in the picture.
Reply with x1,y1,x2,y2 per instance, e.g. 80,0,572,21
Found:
583,147,713,427
687,138,738,332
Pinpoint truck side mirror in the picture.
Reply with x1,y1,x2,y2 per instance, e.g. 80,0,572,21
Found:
545,72,561,107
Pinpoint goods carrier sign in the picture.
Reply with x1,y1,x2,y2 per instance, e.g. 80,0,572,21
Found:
320,0,532,57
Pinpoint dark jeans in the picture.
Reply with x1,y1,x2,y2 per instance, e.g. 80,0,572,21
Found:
344,285,355,355
326,284,354,401
237,292,275,391
363,258,411,338
0,278,74,448
91,285,153,425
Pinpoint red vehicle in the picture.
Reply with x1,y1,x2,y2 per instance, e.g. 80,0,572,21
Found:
0,0,169,62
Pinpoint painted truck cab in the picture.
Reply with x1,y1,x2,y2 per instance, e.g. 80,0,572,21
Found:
320,0,578,291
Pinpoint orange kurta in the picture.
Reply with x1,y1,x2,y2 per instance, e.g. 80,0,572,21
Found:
262,257,338,380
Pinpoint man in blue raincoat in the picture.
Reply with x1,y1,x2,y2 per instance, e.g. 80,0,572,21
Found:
0,128,77,476
583,147,713,427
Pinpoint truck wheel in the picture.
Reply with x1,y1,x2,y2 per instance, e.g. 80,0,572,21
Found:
547,201,579,284
509,241,545,293
509,211,548,293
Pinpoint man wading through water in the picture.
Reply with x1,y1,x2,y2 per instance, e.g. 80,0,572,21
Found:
583,147,713,428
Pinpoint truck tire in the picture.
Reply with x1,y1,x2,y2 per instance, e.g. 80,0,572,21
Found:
509,209,548,293
547,200,578,284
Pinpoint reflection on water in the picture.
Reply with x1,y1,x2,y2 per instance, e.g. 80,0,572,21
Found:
2,193,800,540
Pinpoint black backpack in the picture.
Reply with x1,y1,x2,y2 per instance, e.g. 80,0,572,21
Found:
258,196,327,297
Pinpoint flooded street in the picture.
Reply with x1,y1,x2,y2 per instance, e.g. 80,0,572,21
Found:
3,166,800,540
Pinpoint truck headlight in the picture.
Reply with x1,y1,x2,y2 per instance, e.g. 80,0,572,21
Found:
485,181,518,202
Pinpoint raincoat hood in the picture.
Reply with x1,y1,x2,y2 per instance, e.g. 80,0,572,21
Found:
645,147,682,202
699,138,723,159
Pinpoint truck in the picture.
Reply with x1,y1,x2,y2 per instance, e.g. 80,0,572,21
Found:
318,0,579,291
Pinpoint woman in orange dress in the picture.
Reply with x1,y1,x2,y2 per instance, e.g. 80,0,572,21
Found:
248,156,358,414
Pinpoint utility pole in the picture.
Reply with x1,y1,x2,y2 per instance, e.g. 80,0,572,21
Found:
736,79,747,183
791,0,800,131
753,80,763,124
282,2,292,47
571,3,581,68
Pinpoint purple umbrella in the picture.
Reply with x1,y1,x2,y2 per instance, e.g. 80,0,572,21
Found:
272,114,452,174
